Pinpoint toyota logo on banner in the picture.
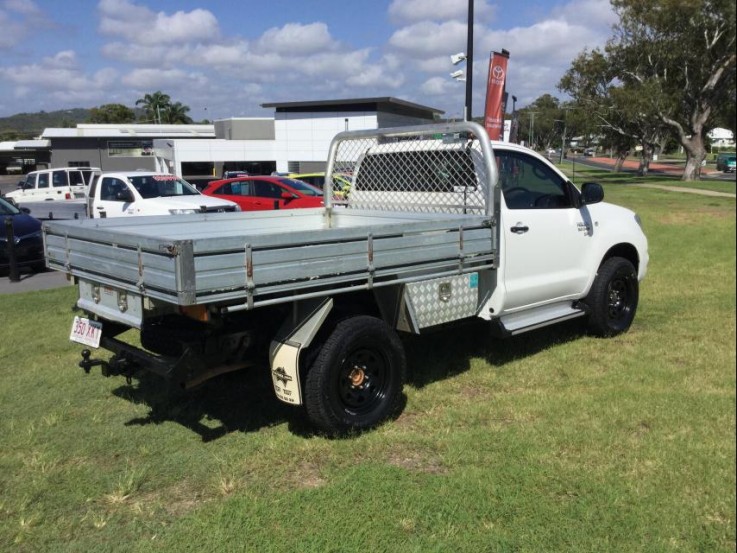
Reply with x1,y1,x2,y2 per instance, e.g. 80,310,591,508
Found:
484,50,510,141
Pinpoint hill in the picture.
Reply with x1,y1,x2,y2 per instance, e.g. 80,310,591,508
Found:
0,108,92,140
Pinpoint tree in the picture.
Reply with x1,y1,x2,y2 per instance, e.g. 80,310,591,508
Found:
163,101,193,124
559,50,672,175
135,91,171,124
88,104,136,124
604,0,735,180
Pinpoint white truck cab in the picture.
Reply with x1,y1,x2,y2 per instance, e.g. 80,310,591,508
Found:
7,167,100,203
87,171,239,218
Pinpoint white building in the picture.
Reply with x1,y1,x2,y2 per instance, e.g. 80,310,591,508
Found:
154,97,443,182
707,127,735,149
25,97,441,184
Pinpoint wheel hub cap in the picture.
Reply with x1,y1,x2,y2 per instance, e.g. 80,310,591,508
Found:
349,367,366,387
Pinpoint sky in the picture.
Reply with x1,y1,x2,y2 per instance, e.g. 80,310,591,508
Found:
0,0,619,122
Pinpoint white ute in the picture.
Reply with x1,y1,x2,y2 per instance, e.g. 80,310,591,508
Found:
87,171,239,217
44,122,648,435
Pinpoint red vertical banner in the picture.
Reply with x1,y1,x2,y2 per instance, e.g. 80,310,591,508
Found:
484,50,509,141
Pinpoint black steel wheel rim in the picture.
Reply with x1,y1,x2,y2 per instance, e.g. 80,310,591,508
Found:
336,347,389,415
607,271,635,321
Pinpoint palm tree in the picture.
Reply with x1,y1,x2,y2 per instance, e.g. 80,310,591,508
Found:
163,101,193,124
135,91,171,124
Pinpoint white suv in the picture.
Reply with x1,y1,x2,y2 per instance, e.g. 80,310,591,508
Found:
8,167,100,203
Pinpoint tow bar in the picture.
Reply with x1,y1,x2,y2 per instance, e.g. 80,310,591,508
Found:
79,349,136,384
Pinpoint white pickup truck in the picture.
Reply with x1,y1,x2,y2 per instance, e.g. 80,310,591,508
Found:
86,171,239,218
43,122,648,434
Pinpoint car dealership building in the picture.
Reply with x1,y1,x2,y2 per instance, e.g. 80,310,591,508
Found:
1,97,442,185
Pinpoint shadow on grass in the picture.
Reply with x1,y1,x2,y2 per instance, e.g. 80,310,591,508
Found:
109,318,588,441
403,318,587,389
113,362,314,441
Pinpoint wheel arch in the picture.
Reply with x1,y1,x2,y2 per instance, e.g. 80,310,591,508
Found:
601,242,640,272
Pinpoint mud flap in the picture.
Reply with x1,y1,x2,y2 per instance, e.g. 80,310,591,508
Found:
268,298,333,406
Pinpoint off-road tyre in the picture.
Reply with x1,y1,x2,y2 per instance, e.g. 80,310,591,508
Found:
304,316,406,435
585,256,639,337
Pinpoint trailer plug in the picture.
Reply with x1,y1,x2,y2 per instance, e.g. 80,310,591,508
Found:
79,349,108,374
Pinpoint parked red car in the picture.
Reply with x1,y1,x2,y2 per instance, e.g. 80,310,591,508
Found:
202,176,324,211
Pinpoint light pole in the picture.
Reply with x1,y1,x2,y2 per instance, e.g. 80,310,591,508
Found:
465,0,474,121
450,1,475,121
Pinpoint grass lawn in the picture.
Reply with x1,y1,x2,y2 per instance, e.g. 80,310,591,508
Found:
0,176,734,552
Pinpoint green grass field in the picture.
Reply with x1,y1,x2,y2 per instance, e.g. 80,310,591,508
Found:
1,172,735,552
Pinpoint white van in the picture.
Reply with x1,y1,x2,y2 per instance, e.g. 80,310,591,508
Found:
7,167,100,203
87,171,239,218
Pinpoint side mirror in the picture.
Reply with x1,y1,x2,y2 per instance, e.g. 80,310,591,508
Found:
581,182,604,205
115,189,135,203
281,192,296,200
20,207,31,214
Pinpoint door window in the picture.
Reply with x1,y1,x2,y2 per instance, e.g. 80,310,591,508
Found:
69,171,84,186
253,180,284,198
100,178,127,201
52,170,69,187
496,151,573,210
37,173,49,188
224,181,252,196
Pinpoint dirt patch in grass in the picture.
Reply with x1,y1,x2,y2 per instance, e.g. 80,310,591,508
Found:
385,449,447,475
654,205,734,225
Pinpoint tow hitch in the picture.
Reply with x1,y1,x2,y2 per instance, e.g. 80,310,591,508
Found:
79,349,136,383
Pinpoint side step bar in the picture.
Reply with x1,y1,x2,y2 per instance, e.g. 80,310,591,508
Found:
495,302,587,337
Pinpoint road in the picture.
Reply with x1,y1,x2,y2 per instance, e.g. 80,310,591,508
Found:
568,154,736,182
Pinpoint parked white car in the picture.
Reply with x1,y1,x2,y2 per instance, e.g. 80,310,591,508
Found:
87,171,239,218
7,167,100,203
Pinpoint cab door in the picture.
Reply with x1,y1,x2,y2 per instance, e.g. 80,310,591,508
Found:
497,150,593,311
251,179,288,210
31,172,50,201
94,177,134,218
50,169,72,200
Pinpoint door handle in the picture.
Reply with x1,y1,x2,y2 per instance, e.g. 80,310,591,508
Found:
511,224,529,234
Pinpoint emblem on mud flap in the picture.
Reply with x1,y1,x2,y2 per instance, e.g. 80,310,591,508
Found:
272,367,293,386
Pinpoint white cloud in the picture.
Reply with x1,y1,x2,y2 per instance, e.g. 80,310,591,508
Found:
554,0,617,29
0,11,25,47
480,20,604,64
389,20,471,58
98,0,220,45
256,22,338,55
4,0,42,16
388,0,495,24
0,0,50,48
421,76,458,96
121,68,209,90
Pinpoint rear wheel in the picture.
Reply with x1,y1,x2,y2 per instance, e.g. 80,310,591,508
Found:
586,256,639,337
304,316,406,435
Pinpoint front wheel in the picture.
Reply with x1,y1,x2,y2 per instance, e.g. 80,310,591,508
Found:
585,256,639,337
304,316,406,435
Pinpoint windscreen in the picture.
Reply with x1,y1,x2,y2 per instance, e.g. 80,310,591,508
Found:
130,175,199,198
